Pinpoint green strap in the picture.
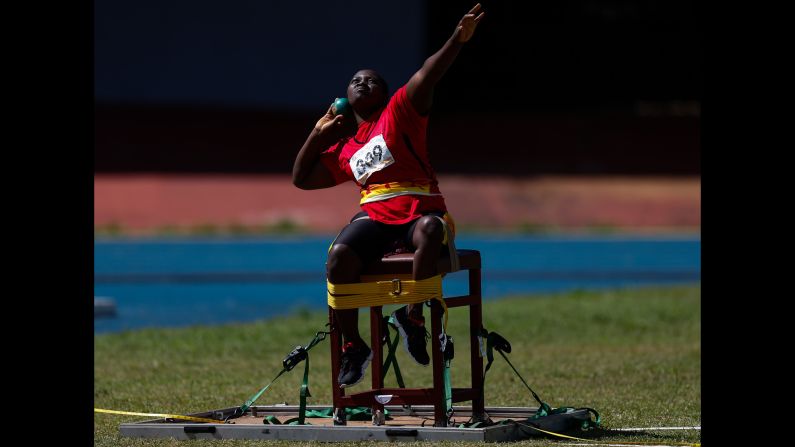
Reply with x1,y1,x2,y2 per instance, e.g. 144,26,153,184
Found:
238,330,329,418
478,329,600,431
496,349,550,414
440,331,454,419
480,328,551,415
292,329,333,425
443,359,452,417
525,406,601,430
297,350,311,425
269,352,314,426
262,415,281,424
304,408,334,418
239,368,288,414
281,417,311,425
578,407,601,429
303,407,389,420
304,330,329,351
480,330,496,388
381,316,406,388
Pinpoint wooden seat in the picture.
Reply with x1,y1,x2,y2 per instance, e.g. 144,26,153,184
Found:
328,249,485,427
359,249,481,275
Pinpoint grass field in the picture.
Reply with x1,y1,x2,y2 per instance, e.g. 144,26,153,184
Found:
94,283,701,446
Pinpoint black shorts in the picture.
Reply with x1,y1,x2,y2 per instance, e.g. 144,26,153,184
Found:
330,210,447,265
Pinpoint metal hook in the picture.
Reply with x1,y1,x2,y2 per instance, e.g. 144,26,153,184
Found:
391,278,402,295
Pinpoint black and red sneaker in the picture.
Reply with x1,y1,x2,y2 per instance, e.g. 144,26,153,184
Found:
390,305,430,366
338,342,373,388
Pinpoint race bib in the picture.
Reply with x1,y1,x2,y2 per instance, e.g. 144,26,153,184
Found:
349,134,394,183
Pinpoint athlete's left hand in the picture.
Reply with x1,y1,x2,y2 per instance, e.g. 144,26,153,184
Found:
454,3,485,43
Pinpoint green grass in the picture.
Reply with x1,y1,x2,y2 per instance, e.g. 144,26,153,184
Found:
94,284,701,446
95,219,311,238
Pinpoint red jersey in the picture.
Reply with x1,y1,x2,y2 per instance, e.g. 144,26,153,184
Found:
319,85,448,225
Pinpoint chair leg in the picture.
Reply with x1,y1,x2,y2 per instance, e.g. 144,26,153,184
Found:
430,300,447,426
370,306,385,423
469,268,487,422
329,306,346,425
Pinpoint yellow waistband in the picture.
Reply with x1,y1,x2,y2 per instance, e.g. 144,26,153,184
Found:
360,181,441,205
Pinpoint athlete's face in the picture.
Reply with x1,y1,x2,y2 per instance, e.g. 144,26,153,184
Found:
347,70,387,114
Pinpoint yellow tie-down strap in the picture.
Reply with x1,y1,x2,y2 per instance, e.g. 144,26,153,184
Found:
94,408,225,424
328,274,448,331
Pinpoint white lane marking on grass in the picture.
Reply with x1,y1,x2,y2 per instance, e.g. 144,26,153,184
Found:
560,444,693,447
612,426,701,431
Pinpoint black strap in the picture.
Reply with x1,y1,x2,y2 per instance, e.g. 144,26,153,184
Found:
480,328,551,414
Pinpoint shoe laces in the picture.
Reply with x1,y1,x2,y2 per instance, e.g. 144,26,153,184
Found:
340,342,355,371
408,314,426,327
342,342,369,361
406,323,430,345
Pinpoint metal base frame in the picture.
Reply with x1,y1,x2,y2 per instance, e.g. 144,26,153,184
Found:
119,405,593,442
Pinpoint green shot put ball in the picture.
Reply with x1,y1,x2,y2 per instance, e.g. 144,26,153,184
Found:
333,97,352,117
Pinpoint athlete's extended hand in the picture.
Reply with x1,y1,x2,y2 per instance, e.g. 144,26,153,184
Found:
453,3,485,43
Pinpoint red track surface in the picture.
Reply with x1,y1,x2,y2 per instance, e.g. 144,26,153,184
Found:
94,174,700,234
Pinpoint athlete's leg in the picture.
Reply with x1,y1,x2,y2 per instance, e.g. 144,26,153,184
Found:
387,214,446,366
327,244,365,345
406,214,445,317
328,213,388,346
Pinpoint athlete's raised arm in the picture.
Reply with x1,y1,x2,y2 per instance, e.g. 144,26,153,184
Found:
406,3,485,115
